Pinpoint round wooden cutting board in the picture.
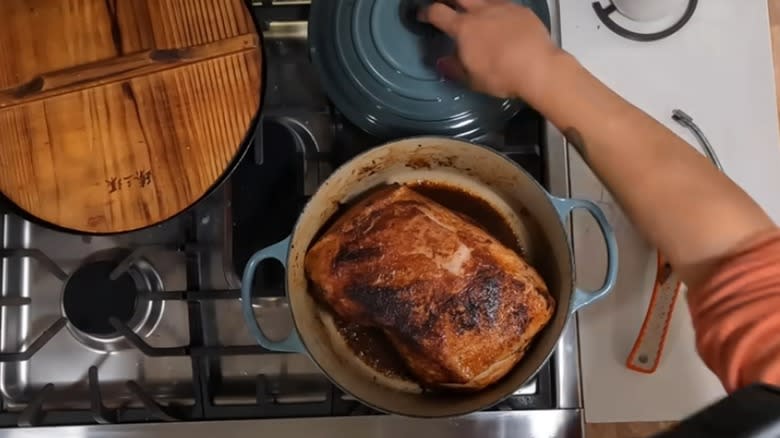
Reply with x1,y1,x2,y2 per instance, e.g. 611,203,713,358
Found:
0,0,263,233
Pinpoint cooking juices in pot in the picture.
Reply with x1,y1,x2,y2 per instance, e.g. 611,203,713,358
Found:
322,182,528,391
334,320,415,382
409,182,526,256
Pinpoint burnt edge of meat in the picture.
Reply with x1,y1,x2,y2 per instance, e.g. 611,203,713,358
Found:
437,266,531,337
329,199,429,271
306,184,403,252
540,284,556,313
344,284,415,329
307,280,339,312
333,246,382,268
510,285,532,336
442,268,502,333
342,280,441,361
343,262,533,342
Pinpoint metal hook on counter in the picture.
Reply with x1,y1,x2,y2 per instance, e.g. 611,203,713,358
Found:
672,109,724,172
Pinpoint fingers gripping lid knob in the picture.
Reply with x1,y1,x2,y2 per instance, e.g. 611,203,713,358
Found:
400,0,437,36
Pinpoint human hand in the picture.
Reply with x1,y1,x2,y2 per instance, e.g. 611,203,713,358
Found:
418,0,562,101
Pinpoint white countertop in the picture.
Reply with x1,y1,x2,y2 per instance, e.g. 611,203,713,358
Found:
560,0,780,423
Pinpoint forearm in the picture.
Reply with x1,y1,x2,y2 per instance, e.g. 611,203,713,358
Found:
526,52,775,286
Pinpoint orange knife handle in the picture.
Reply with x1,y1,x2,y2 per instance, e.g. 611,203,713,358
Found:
626,252,684,374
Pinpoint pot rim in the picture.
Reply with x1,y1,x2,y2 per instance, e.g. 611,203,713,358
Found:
278,137,577,417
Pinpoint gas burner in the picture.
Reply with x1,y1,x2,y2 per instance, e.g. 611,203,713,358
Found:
61,249,164,353
592,0,698,42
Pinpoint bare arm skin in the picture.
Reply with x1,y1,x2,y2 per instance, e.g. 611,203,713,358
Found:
420,0,776,287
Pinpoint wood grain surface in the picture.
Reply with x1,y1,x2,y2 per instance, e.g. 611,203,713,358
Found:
0,0,262,233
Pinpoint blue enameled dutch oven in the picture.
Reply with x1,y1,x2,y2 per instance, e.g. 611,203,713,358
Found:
240,137,618,417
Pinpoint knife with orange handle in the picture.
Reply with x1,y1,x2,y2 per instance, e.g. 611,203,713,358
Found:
626,254,684,373
626,110,723,374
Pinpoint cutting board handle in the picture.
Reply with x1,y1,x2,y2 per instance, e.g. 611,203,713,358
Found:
0,34,259,112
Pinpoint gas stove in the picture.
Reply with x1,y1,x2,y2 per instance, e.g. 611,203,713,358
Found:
0,1,581,436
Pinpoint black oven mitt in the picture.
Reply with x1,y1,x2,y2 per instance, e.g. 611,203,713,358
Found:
655,384,780,438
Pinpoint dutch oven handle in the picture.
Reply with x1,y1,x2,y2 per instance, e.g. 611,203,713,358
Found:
240,236,306,353
550,197,619,314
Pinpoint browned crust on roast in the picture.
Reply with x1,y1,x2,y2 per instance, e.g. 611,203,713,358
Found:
305,186,555,390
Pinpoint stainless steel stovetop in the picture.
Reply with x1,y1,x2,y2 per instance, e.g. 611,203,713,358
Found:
0,1,582,436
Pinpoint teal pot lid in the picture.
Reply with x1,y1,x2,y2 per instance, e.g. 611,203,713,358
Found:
309,0,551,139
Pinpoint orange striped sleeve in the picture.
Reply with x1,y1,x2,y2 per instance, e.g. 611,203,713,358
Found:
688,229,780,392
